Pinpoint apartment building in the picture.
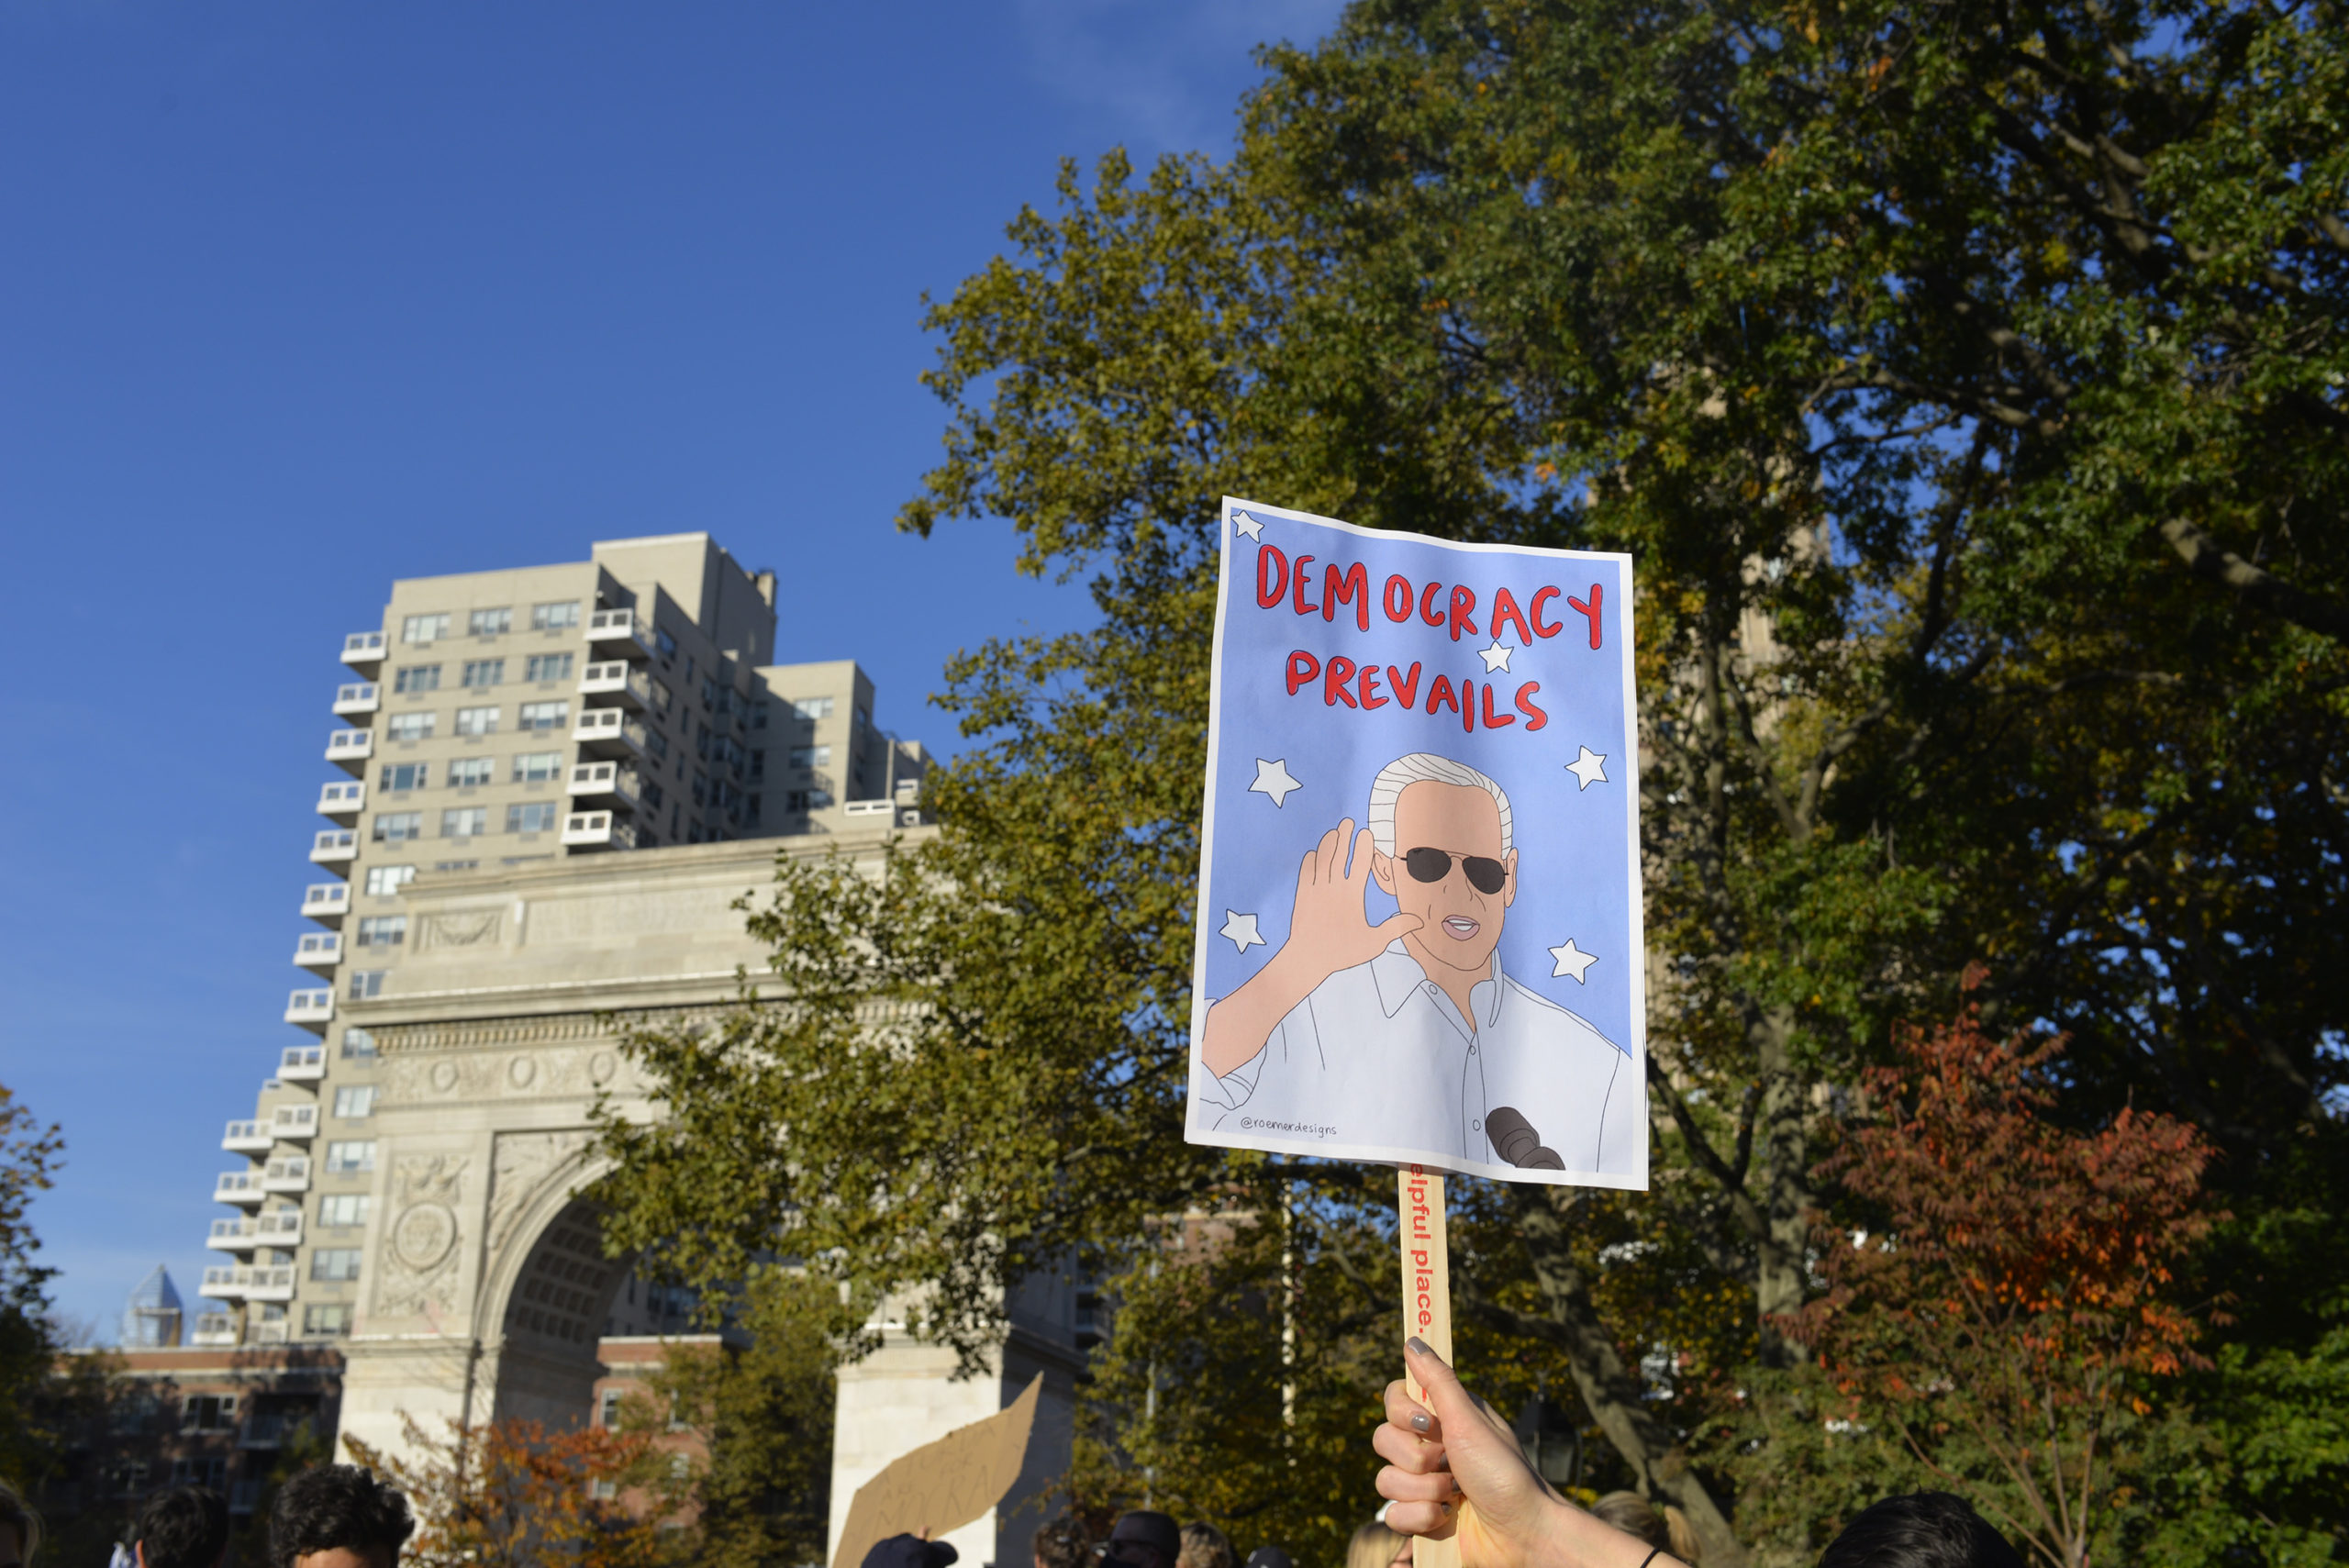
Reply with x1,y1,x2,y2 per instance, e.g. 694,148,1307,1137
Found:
198,533,930,1353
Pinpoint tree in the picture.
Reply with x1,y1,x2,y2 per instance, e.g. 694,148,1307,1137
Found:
348,1415,674,1568
0,1081,66,1492
1787,992,2217,1568
596,0,2349,1559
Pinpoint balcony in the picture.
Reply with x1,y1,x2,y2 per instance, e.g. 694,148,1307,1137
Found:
279,1045,327,1082
261,1156,311,1194
207,1211,303,1252
285,989,333,1032
300,884,350,926
308,829,357,872
585,607,653,659
249,1319,289,1347
332,682,380,718
213,1171,264,1207
560,811,637,851
295,931,342,972
325,729,373,773
269,1104,319,1141
341,631,387,670
202,1265,295,1303
578,661,651,708
316,781,364,820
571,707,647,757
222,1120,272,1155
565,762,641,808
190,1312,240,1348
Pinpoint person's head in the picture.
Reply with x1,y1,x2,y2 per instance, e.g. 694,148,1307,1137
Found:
0,1480,39,1568
1817,1493,2027,1568
863,1536,958,1568
1366,755,1516,976
1035,1515,1091,1568
1586,1493,1668,1551
1103,1511,1182,1568
268,1465,414,1568
1241,1550,1291,1568
1176,1522,1234,1568
134,1486,230,1568
1343,1518,1412,1568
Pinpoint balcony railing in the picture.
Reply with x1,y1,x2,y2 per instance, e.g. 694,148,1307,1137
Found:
308,830,357,870
559,811,638,851
213,1171,263,1206
578,661,651,707
285,990,333,1031
565,762,641,806
572,707,648,756
331,682,380,717
325,730,373,773
261,1157,311,1194
316,781,364,819
585,608,653,658
207,1211,303,1251
300,884,350,925
249,1319,289,1347
295,931,342,971
341,631,387,668
279,1045,327,1081
190,1312,240,1347
269,1105,318,1140
222,1119,272,1153
201,1264,295,1302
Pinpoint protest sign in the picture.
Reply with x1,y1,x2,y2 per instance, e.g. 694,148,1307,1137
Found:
1186,497,1647,1190
829,1373,1044,1568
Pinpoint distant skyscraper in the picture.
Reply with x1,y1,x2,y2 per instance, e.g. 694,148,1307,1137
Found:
194,533,930,1348
123,1264,184,1348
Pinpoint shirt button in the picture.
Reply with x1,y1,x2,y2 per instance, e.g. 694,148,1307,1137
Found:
1471,1119,1482,1132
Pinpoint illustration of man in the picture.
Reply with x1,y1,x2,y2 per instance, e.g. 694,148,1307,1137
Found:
1197,752,1640,1174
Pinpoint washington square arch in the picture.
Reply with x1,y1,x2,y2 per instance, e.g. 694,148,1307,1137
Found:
331,826,1084,1567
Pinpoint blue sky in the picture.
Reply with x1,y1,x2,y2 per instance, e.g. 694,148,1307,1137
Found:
0,0,1343,1338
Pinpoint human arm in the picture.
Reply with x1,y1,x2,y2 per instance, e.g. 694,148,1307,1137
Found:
1375,1339,1685,1568
1199,820,1422,1077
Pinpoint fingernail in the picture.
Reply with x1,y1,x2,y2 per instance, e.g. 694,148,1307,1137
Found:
1409,1413,1431,1433
1408,1336,1433,1357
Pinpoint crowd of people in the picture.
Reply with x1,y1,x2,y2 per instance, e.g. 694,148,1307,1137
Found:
0,1343,2029,1567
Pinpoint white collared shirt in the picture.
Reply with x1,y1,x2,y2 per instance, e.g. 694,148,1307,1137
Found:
1197,940,1642,1181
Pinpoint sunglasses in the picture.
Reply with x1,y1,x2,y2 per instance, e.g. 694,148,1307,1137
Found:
1401,846,1507,895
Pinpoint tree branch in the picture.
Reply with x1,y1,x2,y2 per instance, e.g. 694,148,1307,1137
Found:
2159,517,2349,642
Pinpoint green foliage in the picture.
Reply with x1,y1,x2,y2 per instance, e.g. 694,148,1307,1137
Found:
595,0,2349,1559
0,1081,66,1494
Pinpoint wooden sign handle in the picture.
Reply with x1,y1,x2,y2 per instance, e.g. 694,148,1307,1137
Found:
1398,1164,1460,1568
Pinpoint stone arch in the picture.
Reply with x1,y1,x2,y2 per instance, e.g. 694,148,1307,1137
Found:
469,1137,637,1429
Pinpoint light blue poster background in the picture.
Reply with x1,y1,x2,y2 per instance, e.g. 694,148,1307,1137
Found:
1186,497,1645,1185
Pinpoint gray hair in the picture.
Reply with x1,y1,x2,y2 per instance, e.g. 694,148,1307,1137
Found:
1367,753,1512,856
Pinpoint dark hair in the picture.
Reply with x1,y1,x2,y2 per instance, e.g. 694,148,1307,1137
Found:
1586,1492,1670,1551
0,1479,40,1564
1818,1493,2028,1568
1035,1515,1093,1568
135,1486,230,1568
268,1465,415,1568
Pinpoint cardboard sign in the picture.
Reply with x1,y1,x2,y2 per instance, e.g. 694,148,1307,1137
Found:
1186,499,1647,1189
829,1373,1045,1568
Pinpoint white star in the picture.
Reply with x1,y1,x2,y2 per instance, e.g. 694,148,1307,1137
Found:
1248,757,1302,807
1221,910,1265,952
1477,639,1515,673
1230,509,1265,541
1565,746,1609,791
1548,940,1598,983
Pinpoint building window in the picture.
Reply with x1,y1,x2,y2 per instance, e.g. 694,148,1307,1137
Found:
745,793,760,826
647,730,670,762
183,1394,237,1430
171,1458,229,1489
531,600,581,630
462,659,505,687
507,802,559,834
651,678,674,713
748,750,764,782
310,1249,362,1282
518,701,569,731
435,859,478,872
387,712,436,742
789,745,830,769
657,628,679,659
786,789,832,812
373,813,423,843
347,971,386,1001
441,806,488,839
318,1194,372,1228
513,751,562,784
362,866,414,896
598,1389,624,1429
455,706,499,737
354,916,406,948
303,1303,354,1338
640,780,665,810
449,757,493,787
340,1028,377,1059
750,700,768,729
526,652,573,683
690,772,707,806
401,613,451,644
393,664,442,695
469,606,513,637
334,1084,377,1118
378,762,429,792
791,696,833,720
325,1140,377,1174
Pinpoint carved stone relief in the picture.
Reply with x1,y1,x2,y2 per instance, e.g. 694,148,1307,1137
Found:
486,1129,596,1262
373,1154,468,1320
